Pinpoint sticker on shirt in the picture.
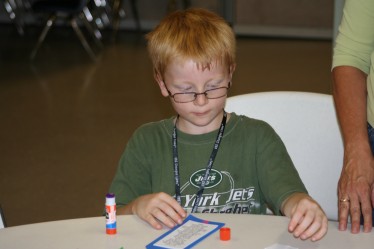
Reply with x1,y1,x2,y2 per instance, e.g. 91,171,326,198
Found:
189,169,222,188
180,170,260,214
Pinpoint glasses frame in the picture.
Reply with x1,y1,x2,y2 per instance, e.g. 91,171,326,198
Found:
165,82,231,103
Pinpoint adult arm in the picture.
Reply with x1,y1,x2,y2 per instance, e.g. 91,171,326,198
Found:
332,66,374,233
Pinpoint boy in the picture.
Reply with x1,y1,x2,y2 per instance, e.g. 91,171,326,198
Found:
109,8,327,241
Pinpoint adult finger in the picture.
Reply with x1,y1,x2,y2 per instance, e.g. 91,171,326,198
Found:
338,195,350,231
348,194,361,233
360,196,373,232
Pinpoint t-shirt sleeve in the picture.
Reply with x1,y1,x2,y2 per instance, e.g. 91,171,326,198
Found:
332,0,374,74
108,127,152,207
255,122,307,215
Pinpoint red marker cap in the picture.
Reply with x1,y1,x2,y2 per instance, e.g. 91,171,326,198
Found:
220,227,231,241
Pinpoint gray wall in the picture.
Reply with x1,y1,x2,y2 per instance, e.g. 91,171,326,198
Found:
0,0,335,39
120,0,334,39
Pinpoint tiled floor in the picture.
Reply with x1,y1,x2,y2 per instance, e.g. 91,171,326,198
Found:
0,23,333,226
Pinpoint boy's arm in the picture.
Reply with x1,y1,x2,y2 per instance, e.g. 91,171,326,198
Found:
281,192,328,241
116,192,187,230
116,203,133,215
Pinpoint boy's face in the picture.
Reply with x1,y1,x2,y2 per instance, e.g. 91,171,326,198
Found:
156,59,235,135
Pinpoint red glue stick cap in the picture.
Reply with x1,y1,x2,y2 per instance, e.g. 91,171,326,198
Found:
220,227,230,241
106,228,116,235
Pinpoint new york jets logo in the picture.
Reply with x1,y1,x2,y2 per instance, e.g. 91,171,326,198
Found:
190,169,222,188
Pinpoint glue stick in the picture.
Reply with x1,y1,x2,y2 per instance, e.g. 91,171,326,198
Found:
105,193,117,235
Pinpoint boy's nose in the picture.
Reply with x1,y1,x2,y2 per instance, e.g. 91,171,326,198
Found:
193,93,208,105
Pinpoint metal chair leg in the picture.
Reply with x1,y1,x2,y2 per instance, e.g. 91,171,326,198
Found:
129,0,140,32
4,0,25,35
80,9,103,48
112,0,141,40
113,0,122,33
70,17,97,61
30,15,56,60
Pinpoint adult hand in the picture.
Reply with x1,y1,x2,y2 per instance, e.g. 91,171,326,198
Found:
130,192,187,229
282,193,328,241
338,145,374,233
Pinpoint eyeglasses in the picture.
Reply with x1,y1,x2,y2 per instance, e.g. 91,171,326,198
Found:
166,82,231,103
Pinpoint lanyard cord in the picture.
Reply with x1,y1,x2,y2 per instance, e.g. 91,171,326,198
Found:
172,111,227,213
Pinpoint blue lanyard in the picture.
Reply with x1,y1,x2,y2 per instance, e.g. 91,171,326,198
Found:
172,111,227,213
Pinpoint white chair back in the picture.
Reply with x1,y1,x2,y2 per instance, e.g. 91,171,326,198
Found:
0,205,5,229
225,91,343,221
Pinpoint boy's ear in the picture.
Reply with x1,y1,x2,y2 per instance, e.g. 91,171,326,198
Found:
154,70,169,97
229,64,236,78
228,64,236,87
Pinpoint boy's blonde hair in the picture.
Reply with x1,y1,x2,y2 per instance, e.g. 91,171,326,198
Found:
146,8,236,77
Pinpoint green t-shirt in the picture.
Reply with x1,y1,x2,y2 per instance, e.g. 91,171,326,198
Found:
109,113,307,215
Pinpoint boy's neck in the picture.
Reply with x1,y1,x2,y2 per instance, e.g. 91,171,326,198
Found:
175,112,230,135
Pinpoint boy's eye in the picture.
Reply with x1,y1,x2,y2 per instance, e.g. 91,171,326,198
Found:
206,84,220,90
180,88,193,93
207,85,218,89
175,86,193,92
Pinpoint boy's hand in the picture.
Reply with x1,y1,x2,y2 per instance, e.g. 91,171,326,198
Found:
130,192,187,229
282,193,328,241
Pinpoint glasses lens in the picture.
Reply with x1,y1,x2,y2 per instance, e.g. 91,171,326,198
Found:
172,86,229,103
205,87,228,99
173,93,196,103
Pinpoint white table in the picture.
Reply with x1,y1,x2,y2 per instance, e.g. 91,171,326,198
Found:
0,214,373,249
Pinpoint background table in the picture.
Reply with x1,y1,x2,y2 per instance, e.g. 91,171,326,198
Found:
0,214,373,249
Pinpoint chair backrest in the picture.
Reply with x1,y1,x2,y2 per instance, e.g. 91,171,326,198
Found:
0,205,5,229
225,91,343,221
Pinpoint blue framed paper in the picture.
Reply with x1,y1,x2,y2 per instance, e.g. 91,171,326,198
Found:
146,214,225,249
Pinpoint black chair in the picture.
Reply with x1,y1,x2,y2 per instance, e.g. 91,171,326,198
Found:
3,0,30,35
110,0,140,40
30,0,102,61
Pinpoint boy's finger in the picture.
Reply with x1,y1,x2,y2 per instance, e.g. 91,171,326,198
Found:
292,214,312,238
147,211,165,230
162,195,187,220
310,218,328,241
288,212,303,233
152,208,177,229
299,218,323,240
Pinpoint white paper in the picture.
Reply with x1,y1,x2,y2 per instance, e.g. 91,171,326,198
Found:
265,243,298,249
153,220,218,249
